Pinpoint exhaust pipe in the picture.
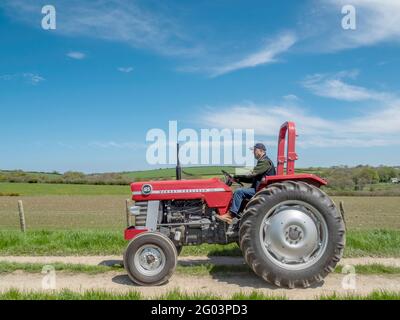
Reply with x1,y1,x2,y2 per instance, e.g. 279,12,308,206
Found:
176,143,182,180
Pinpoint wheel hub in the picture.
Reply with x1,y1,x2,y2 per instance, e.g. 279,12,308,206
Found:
134,245,166,276
286,225,303,242
264,207,319,264
139,248,162,271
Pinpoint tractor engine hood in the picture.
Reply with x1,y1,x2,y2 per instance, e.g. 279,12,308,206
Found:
130,178,233,214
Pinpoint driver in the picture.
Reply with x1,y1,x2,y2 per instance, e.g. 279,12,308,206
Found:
217,143,276,224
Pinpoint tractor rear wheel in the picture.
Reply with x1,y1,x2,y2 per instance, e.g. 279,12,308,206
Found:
239,181,345,288
124,232,177,286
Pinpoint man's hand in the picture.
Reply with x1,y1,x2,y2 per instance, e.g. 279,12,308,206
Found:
234,174,253,184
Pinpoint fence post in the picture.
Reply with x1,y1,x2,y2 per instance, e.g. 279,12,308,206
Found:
17,200,26,232
125,199,131,227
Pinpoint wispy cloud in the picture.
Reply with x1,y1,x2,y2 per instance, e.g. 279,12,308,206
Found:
89,141,145,149
283,94,300,101
202,102,333,139
1,0,200,57
26,73,45,84
301,70,391,102
4,0,397,76
67,51,86,60
201,82,400,148
300,69,400,139
2,0,297,76
117,67,134,73
301,0,400,52
333,0,400,49
0,73,45,85
210,33,297,77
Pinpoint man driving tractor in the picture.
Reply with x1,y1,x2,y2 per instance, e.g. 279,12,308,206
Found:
217,143,276,224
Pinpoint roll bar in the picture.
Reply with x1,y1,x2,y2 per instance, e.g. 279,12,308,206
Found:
277,122,298,175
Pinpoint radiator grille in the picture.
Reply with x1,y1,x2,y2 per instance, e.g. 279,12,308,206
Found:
133,202,148,227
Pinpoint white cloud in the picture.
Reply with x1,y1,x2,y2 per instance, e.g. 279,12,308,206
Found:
0,73,45,85
202,102,333,137
336,0,400,48
299,70,400,139
117,67,134,73
210,33,297,77
301,70,391,102
201,92,400,148
24,73,45,84
67,51,86,60
346,100,400,135
283,94,300,101
302,0,400,52
2,1,298,76
1,0,200,57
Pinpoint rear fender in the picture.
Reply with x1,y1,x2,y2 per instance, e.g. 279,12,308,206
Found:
257,174,327,191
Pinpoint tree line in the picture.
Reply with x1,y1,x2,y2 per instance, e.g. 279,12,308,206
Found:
1,166,399,191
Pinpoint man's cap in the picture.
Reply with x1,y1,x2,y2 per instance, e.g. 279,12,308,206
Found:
250,143,266,151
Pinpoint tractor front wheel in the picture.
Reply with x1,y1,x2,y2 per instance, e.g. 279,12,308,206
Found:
239,181,345,288
123,232,177,286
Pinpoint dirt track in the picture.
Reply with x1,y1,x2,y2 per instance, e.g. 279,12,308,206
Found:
0,256,399,299
1,271,399,299
1,255,400,267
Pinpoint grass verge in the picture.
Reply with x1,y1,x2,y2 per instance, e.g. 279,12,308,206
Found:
0,288,279,300
344,229,400,257
335,263,400,275
0,261,121,274
0,230,125,255
1,261,400,276
0,229,399,257
319,291,400,300
0,289,398,300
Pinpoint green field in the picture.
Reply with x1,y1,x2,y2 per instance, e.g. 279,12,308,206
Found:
1,193,399,230
0,183,128,196
0,229,399,257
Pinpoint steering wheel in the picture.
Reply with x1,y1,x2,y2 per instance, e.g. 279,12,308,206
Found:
221,170,244,187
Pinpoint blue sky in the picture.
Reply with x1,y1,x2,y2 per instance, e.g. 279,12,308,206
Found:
0,0,399,173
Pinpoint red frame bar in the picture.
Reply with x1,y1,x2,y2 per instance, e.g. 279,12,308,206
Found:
277,121,298,175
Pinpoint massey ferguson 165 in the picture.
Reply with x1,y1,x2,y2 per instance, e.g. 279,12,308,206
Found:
123,122,346,288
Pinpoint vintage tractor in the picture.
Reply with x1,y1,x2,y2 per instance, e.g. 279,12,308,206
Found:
123,122,346,288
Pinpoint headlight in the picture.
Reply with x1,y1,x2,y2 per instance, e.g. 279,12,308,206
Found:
129,205,141,216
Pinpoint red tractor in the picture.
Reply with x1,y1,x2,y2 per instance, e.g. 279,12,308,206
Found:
123,122,346,288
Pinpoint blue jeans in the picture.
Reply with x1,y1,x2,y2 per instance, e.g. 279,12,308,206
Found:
230,188,256,217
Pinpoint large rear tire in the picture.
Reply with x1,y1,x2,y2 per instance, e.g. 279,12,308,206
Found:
124,232,177,286
239,181,345,288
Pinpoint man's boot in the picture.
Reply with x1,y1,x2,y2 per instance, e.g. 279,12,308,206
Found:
215,212,234,224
